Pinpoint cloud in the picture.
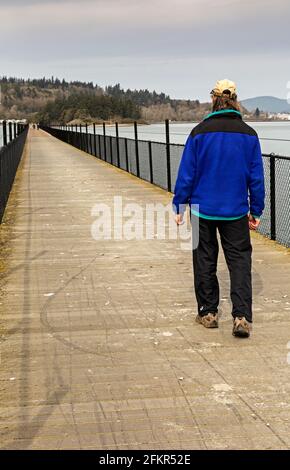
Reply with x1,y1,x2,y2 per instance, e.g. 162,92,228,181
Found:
0,0,288,99
0,0,289,58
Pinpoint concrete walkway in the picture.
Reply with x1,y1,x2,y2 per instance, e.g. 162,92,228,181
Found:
0,129,290,450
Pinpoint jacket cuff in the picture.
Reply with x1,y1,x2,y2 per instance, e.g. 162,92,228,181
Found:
172,203,187,215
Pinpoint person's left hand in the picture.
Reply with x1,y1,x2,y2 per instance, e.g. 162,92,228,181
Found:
175,214,184,225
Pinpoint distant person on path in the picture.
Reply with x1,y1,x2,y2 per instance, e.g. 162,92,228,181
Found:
173,79,265,338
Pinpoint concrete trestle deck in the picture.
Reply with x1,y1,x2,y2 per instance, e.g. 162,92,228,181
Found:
0,129,290,450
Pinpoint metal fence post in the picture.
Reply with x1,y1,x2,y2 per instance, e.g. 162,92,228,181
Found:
148,141,153,184
2,121,7,146
134,121,140,177
93,123,97,157
103,122,107,162
115,122,120,168
8,122,13,143
165,119,171,192
270,153,276,241
79,124,82,150
125,137,129,172
75,124,80,148
109,136,113,164
82,124,85,151
85,123,89,153
98,134,101,159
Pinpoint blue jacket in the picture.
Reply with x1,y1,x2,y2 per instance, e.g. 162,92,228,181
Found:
173,110,265,219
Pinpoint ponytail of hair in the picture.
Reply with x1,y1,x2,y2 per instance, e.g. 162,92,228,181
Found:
212,94,241,113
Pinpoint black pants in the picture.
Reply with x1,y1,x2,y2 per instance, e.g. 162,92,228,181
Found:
192,215,252,322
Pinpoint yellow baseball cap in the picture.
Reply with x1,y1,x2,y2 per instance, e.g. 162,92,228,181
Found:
210,79,237,98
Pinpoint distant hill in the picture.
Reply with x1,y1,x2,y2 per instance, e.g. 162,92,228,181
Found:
241,96,290,113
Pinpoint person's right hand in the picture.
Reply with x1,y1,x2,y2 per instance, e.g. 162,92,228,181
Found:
248,214,260,230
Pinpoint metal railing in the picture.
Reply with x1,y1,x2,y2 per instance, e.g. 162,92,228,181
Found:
40,122,290,248
0,122,29,223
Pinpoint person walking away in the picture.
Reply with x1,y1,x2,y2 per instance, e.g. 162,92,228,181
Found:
173,79,265,338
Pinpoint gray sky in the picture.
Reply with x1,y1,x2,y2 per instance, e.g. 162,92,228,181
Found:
0,0,289,101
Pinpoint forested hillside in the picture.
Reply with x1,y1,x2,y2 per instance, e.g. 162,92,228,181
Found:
0,76,210,123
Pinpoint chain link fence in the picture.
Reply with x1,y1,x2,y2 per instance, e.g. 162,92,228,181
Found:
0,124,29,223
41,124,290,247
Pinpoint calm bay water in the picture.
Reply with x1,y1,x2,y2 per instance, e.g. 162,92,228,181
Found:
92,121,290,156
1,121,290,155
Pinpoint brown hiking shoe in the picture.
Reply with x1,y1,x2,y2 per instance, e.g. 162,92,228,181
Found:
232,316,250,338
196,312,219,328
